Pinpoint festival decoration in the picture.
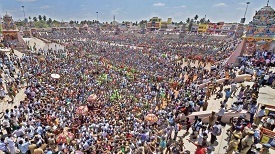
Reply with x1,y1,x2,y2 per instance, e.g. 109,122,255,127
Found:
75,105,89,115
145,114,158,123
51,74,61,79
56,131,74,144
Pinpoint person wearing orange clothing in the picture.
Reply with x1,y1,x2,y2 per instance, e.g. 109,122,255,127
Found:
187,139,207,154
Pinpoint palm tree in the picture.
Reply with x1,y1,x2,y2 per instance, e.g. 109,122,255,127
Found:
38,15,42,21
33,17,38,22
194,15,199,21
188,22,193,31
43,15,47,21
48,18,53,25
186,18,190,23
69,20,74,25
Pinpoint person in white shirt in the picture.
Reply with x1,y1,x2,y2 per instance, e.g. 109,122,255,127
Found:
18,139,30,154
0,137,8,153
218,104,226,122
2,116,11,134
236,102,244,112
263,74,270,85
13,106,20,118
5,135,16,154
230,101,243,112
255,106,266,125
264,116,274,130
230,82,238,96
0,84,5,99
12,126,25,137
266,58,270,65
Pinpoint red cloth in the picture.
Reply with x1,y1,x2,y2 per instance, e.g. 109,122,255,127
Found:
195,144,207,154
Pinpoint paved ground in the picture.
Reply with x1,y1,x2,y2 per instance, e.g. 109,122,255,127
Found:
1,50,25,113
24,37,64,52
1,37,274,153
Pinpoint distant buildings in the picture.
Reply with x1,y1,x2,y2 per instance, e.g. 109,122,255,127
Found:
190,24,199,33
207,22,224,34
198,24,208,33
0,12,254,37
221,23,237,35
187,21,244,37
147,17,172,31
147,17,162,31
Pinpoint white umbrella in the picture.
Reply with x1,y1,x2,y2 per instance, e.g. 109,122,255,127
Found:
51,74,60,79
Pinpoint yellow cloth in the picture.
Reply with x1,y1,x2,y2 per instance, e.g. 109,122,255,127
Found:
227,139,240,154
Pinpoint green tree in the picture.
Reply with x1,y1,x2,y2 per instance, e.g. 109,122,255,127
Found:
186,17,190,23
187,19,194,31
15,21,24,27
33,17,38,22
139,20,147,27
88,20,93,25
199,18,205,24
194,15,199,21
43,15,47,21
34,20,48,28
188,22,193,31
48,18,52,24
38,15,42,21
52,20,60,27
28,16,31,21
69,20,74,25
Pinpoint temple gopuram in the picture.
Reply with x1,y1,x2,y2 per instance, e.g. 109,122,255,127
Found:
1,12,27,49
243,4,275,55
1,12,19,47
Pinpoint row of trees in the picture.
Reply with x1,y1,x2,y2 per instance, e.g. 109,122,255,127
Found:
31,15,53,24
186,15,210,24
20,14,211,29
186,15,211,31
22,15,58,28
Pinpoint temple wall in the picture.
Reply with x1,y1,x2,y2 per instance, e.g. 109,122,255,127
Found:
17,32,27,48
225,39,246,65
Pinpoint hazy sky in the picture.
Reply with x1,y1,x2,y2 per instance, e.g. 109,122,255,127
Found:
0,0,273,23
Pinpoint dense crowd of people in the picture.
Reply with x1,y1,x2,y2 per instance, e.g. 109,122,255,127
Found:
0,30,274,154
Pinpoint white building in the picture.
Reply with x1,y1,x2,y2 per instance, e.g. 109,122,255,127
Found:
221,23,237,35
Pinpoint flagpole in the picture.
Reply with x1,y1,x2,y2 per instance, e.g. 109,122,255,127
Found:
22,6,26,21
96,12,98,22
